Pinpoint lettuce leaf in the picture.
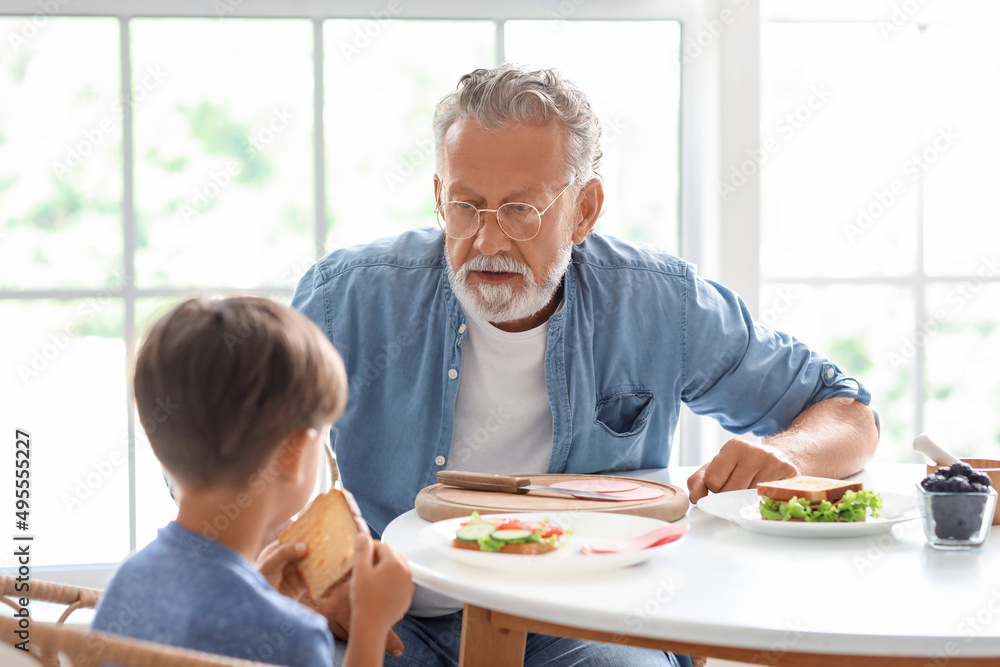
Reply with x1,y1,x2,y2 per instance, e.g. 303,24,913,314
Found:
759,489,882,522
475,536,507,551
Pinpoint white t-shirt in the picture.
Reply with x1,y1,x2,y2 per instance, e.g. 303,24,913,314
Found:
411,307,558,617
446,311,554,474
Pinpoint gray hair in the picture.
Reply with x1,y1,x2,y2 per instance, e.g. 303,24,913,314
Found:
432,64,603,184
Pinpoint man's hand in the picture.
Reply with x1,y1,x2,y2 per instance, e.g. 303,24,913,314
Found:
687,438,798,503
687,398,880,503
255,540,309,601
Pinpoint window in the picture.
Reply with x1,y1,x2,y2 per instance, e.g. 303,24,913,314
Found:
760,18,1000,461
0,4,683,579
6,1,996,581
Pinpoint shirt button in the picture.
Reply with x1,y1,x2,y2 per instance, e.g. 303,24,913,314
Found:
435,455,446,466
826,367,836,379
459,324,467,334
448,368,458,380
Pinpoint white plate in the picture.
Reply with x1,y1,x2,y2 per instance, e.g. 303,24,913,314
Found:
420,512,685,573
696,489,921,538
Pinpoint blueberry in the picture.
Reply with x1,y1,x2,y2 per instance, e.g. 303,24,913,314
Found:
937,466,955,478
969,472,992,488
931,494,988,540
947,475,973,493
921,474,948,491
971,482,990,493
949,462,975,478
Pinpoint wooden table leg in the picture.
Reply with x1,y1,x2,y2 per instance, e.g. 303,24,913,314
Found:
459,604,527,667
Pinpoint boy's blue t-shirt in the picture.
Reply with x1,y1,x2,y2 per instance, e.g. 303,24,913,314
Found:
92,521,334,666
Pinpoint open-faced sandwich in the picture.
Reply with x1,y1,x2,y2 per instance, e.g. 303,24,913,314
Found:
758,476,883,522
452,512,570,554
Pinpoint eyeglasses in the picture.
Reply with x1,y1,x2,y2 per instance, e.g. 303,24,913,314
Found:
435,181,576,242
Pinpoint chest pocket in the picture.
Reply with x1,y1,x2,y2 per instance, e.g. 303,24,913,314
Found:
595,388,654,437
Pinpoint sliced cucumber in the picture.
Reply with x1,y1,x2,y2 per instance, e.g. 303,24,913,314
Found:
455,522,497,542
491,529,534,542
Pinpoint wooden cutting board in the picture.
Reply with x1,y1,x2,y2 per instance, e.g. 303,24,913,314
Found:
415,474,688,523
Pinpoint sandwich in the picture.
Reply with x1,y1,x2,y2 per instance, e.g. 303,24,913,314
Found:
452,512,568,554
279,489,368,598
757,476,882,522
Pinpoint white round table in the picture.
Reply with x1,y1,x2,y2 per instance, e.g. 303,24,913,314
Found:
382,464,1000,666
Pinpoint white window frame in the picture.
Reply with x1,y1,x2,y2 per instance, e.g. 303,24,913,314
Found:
20,0,994,584
1,0,715,586
763,0,1000,454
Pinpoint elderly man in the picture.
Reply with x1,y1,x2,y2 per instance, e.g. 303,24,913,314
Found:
293,64,879,666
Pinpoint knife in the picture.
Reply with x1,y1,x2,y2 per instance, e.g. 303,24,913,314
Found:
436,471,627,501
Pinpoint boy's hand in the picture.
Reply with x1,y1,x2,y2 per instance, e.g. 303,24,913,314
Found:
340,533,413,660
255,540,308,601
305,564,407,659
351,534,414,640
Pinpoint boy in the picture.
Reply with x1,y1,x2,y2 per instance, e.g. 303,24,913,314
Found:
92,296,413,666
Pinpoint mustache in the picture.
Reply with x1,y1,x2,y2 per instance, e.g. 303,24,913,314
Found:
458,254,530,277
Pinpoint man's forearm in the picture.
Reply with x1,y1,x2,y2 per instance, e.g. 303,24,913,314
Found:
765,397,879,479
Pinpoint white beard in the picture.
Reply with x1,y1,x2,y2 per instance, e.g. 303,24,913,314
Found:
446,244,572,324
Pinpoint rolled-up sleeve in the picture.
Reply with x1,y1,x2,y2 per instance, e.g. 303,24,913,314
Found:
681,274,874,437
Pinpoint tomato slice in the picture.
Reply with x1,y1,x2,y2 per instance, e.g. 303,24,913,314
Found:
460,516,564,539
539,525,564,538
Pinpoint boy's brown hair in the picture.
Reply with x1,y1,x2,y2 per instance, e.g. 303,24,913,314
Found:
133,296,346,489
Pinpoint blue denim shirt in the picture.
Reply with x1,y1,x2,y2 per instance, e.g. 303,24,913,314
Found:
292,228,871,535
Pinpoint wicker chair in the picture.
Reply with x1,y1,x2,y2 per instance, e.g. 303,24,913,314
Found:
0,575,273,667
1,575,102,626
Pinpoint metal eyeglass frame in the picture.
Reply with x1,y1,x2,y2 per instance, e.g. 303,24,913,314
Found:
434,180,577,241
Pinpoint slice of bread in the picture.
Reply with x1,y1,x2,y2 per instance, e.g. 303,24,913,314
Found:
450,539,558,555
279,489,365,598
756,475,863,503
